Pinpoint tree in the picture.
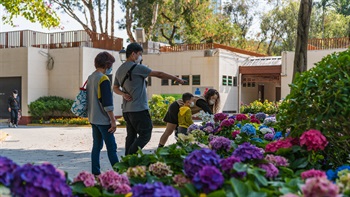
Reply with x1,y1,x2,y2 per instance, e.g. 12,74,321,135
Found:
50,0,117,39
292,0,313,82
1,0,60,28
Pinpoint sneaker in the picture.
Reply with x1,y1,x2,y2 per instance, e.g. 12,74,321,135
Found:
14,125,17,128
8,122,12,128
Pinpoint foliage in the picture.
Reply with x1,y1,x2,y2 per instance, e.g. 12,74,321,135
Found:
240,100,281,114
28,96,74,120
277,49,350,167
49,117,89,125
148,94,175,125
1,0,60,28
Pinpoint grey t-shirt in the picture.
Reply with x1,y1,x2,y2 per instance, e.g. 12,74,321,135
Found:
114,61,152,112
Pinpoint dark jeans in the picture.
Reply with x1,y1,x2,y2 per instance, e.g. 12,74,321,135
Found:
91,124,119,175
123,110,153,155
10,109,19,125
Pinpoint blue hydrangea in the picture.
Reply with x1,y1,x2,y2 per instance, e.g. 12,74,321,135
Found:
273,131,282,140
241,124,256,136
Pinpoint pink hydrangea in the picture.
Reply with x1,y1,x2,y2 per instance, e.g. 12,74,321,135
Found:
300,129,328,151
258,163,279,179
301,169,326,180
235,114,248,121
265,154,289,167
232,130,240,139
302,177,339,197
265,138,294,152
220,118,235,128
114,184,131,194
214,113,228,122
73,171,95,187
250,118,261,124
98,170,130,194
173,174,191,187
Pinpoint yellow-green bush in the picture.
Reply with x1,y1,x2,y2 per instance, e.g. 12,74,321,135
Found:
240,100,280,114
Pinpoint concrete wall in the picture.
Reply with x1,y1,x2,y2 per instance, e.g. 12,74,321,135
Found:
281,49,347,99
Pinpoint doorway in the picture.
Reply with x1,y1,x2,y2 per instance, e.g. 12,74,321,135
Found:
0,77,22,119
258,85,264,101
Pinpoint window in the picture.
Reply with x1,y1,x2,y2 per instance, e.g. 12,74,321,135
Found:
233,77,237,87
228,76,233,86
182,75,190,85
147,77,152,86
192,75,200,85
161,79,169,86
252,82,255,87
243,82,246,87
222,75,227,86
171,75,179,85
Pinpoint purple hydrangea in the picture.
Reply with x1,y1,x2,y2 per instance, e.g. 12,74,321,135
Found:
258,163,279,178
187,124,200,133
241,123,256,136
265,154,289,167
264,133,274,140
255,112,267,121
220,118,235,128
232,142,264,162
214,113,228,122
192,166,224,194
202,125,214,133
11,163,72,197
131,182,180,197
220,156,246,178
0,156,19,186
184,148,221,178
209,136,232,152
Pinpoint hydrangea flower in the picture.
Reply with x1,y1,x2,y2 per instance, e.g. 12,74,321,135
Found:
302,177,339,197
11,163,72,197
263,117,276,126
326,165,350,181
183,148,221,178
250,118,261,124
258,163,279,178
190,129,206,139
273,131,283,140
301,169,327,180
337,169,350,193
220,118,235,128
220,156,246,178
209,136,232,152
232,130,240,139
240,123,256,136
265,138,294,152
265,154,289,167
98,170,130,194
300,129,328,151
232,142,264,162
73,171,95,187
264,133,274,141
260,127,274,134
235,114,248,121
172,174,191,187
214,113,228,122
192,166,224,194
127,166,147,178
255,112,267,121
131,182,180,197
188,124,200,133
148,162,173,177
202,126,214,133
0,156,19,186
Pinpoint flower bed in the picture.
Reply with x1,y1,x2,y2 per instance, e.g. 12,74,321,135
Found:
1,112,349,196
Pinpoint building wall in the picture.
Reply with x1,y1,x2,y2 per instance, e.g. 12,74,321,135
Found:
281,49,347,99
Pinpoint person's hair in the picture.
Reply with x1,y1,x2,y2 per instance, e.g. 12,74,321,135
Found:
182,92,194,103
13,89,18,94
126,43,143,58
94,51,115,69
204,89,220,113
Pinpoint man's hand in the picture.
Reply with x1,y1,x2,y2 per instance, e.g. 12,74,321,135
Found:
122,93,133,101
108,120,117,133
176,78,186,85
8,108,11,112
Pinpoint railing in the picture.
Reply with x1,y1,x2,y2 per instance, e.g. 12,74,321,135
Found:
0,30,123,51
308,37,350,50
159,43,266,57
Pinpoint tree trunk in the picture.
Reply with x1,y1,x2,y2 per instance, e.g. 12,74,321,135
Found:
98,0,104,34
125,0,136,42
292,0,312,83
111,0,115,37
105,0,109,35
147,3,159,41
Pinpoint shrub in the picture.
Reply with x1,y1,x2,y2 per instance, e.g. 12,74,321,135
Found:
240,100,280,114
277,49,350,167
148,94,175,126
28,96,74,120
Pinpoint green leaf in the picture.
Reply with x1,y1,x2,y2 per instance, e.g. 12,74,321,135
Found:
290,157,309,169
71,182,86,194
230,178,249,197
207,189,227,197
233,162,248,172
83,187,102,197
183,183,197,197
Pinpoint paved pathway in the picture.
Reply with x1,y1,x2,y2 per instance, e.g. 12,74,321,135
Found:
0,125,176,179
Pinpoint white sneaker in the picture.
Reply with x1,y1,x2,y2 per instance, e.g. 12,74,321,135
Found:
9,122,12,128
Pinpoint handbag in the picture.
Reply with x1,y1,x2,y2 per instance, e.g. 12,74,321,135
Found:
71,80,88,117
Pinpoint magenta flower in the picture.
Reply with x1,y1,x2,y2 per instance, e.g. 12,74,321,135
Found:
235,114,248,121
232,130,240,139
220,118,235,128
192,166,224,194
301,169,326,180
98,170,130,194
265,138,295,153
73,171,95,187
300,129,328,151
258,163,279,178
302,177,339,197
214,113,228,122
